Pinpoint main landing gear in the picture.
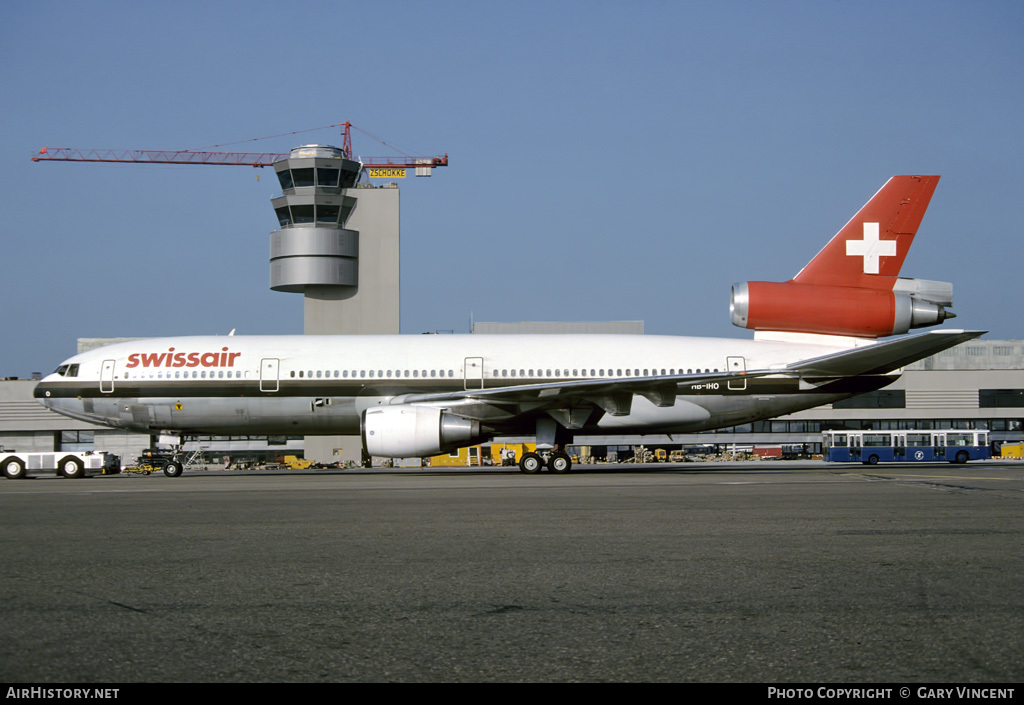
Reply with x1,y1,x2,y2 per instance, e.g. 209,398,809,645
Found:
518,450,572,474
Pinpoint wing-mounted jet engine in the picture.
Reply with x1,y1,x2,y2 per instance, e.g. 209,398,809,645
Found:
362,406,486,457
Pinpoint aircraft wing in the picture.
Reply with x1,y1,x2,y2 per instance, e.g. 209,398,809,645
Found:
389,329,982,421
391,368,776,418
785,329,985,378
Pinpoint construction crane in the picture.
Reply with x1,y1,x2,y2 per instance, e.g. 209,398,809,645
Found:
31,121,448,173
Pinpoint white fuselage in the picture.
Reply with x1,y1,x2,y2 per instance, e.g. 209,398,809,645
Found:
34,333,892,442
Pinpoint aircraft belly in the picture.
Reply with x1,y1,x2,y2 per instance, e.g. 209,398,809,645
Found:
64,396,366,435
590,388,862,435
168,397,363,434
596,397,710,430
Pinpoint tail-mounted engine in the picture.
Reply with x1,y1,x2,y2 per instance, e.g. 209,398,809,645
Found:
730,278,955,338
362,406,485,457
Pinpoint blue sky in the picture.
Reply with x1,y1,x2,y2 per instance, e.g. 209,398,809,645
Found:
2,1,1022,376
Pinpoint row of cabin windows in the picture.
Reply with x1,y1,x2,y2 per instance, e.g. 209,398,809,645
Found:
491,367,717,377
123,368,249,379
289,368,719,380
123,367,720,381
125,370,249,379
291,369,455,379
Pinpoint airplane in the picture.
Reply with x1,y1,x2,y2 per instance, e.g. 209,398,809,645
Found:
32,175,982,474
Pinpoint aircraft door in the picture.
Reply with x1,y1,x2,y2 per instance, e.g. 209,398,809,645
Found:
727,356,746,390
260,358,280,393
100,359,116,394
464,357,484,390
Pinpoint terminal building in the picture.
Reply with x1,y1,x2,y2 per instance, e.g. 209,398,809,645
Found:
2,334,1021,465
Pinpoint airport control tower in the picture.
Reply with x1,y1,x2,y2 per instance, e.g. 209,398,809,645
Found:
269,145,400,336
269,145,401,464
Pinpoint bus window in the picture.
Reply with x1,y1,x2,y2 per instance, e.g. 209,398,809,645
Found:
948,433,972,446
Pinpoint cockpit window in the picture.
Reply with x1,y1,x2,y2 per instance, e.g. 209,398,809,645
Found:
54,364,79,377
55,365,68,376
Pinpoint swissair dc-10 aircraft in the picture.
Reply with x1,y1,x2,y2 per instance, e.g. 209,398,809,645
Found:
35,175,982,473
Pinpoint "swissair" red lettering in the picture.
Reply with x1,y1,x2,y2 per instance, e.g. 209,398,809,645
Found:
125,347,242,369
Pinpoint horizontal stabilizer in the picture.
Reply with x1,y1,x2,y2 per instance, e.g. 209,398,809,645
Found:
786,329,984,378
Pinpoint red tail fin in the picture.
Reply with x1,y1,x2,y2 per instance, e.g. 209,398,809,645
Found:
792,175,939,289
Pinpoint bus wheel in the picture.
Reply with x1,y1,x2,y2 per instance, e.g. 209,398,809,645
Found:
955,451,969,464
163,461,183,477
60,457,85,478
865,455,879,465
2,458,27,479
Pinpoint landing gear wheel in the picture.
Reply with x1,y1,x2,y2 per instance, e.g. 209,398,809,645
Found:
549,451,572,474
60,456,85,478
2,458,27,480
519,452,542,474
163,461,183,478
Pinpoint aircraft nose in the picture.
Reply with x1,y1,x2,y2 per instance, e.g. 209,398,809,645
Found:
33,383,79,414
33,382,53,406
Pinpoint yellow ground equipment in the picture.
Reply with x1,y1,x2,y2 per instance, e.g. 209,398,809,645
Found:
999,442,1024,459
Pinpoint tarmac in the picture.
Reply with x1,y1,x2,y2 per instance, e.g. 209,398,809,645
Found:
1,461,1022,682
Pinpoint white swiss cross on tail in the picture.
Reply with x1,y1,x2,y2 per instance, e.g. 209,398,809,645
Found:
846,222,896,275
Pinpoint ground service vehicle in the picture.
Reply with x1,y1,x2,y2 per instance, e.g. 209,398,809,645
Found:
135,448,185,477
823,430,991,464
0,450,121,479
